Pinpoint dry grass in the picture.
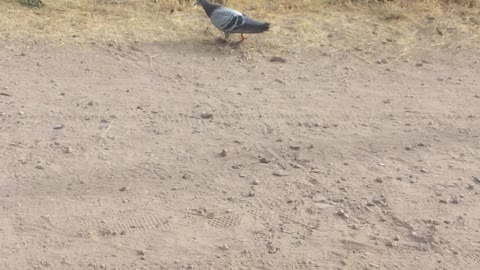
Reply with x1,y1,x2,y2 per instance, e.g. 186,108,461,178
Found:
0,0,479,57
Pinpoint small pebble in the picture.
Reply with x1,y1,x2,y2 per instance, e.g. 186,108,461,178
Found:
386,241,397,247
182,173,191,180
270,56,287,63
53,124,65,130
273,171,289,177
220,149,227,157
119,186,127,192
200,112,213,119
289,145,301,150
467,184,474,190
375,177,384,183
259,157,270,164
450,197,459,204
473,176,480,184
420,168,429,173
136,249,146,256
218,244,230,250
252,179,260,185
394,235,400,241
337,209,349,219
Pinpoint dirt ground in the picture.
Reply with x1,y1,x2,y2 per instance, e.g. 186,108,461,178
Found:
1,13,480,269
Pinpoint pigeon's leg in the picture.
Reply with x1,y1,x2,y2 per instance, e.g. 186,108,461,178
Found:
215,32,229,44
240,33,247,42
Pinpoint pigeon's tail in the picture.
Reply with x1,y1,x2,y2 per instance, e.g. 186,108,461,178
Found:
236,18,270,34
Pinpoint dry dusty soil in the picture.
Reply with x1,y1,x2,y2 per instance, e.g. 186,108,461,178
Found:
1,34,480,270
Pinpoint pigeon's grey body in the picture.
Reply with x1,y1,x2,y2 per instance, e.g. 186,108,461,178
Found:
196,0,270,40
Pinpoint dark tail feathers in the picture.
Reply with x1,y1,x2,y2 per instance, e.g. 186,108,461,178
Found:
237,18,270,33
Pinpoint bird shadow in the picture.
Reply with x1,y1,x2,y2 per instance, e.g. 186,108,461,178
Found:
140,37,251,57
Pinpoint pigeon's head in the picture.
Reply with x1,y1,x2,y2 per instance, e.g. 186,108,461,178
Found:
195,0,209,6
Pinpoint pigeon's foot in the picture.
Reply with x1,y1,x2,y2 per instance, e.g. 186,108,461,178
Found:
240,33,247,42
215,37,228,44
229,34,246,47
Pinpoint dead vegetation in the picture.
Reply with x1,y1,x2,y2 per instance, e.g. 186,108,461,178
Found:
1,0,479,57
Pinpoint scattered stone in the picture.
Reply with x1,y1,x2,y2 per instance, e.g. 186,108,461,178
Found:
136,249,146,256
394,235,400,241
247,190,255,197
259,157,270,164
200,112,213,119
439,199,448,204
35,165,44,170
119,186,127,192
252,179,260,185
420,168,429,173
182,173,192,180
120,231,126,235
218,244,230,251
266,241,280,254
337,209,349,219
450,197,460,204
289,144,301,150
386,241,397,247
373,197,388,206
220,149,227,157
53,124,65,130
467,184,474,190
473,176,480,184
405,146,413,151
416,63,423,67
273,171,289,177
350,224,359,230
270,56,287,63
63,146,73,154
375,177,384,183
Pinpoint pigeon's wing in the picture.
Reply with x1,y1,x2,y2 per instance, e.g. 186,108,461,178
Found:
209,7,246,32
229,16,270,34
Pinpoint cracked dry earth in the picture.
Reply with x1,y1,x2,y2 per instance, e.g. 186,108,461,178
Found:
0,41,480,270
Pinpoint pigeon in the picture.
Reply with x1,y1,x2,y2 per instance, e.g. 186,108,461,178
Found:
195,0,270,42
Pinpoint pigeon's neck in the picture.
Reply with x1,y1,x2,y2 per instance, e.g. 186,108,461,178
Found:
198,0,219,17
